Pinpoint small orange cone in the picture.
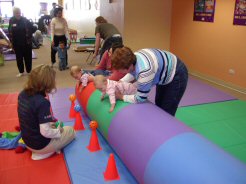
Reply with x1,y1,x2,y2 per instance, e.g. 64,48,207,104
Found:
104,154,120,181
73,112,85,130
69,101,76,119
87,129,102,152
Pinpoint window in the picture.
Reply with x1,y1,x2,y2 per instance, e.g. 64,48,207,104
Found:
0,0,14,18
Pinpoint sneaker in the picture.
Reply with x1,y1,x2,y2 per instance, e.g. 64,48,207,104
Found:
16,73,24,77
31,152,55,160
65,66,69,69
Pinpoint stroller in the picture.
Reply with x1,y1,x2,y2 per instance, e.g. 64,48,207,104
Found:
0,28,14,66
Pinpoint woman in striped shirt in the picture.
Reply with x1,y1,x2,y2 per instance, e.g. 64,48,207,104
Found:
111,47,188,116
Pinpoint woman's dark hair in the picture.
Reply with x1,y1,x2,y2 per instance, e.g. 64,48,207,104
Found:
111,47,136,70
95,16,107,24
54,7,63,17
109,42,124,53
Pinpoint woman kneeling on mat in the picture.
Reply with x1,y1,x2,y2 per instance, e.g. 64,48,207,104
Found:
18,64,75,160
111,47,188,116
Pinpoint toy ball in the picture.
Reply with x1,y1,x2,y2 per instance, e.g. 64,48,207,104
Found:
89,121,98,130
69,94,76,102
74,104,81,112
55,121,64,128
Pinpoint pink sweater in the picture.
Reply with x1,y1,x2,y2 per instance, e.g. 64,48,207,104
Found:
102,79,137,104
96,51,126,81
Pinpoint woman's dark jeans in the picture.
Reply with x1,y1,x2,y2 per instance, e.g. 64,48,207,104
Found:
155,58,188,116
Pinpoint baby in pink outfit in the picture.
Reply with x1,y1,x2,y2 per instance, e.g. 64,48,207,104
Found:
94,75,137,112
70,65,94,92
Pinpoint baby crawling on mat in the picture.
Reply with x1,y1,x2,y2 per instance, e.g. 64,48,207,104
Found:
94,75,137,112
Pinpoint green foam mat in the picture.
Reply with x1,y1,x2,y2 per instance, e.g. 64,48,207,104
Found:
87,90,129,139
176,100,246,163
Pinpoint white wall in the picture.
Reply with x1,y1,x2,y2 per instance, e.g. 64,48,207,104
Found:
14,0,58,21
63,0,100,37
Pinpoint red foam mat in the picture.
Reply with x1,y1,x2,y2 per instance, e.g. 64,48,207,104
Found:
0,93,71,184
0,92,18,105
75,82,96,115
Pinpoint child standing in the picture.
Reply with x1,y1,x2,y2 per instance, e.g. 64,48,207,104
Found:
94,75,137,112
70,65,95,92
53,41,70,71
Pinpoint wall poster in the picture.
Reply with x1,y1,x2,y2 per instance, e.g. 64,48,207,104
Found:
233,0,246,25
193,0,216,22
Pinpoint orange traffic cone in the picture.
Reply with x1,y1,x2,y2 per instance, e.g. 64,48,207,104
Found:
87,129,102,152
104,154,120,181
69,101,76,119
73,112,85,130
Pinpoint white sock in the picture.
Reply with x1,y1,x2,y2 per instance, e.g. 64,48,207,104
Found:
31,152,55,160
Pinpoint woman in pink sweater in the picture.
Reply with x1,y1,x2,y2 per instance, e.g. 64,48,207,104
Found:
96,43,125,81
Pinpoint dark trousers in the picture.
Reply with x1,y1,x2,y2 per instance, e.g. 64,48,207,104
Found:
99,36,123,60
83,69,111,76
51,35,67,65
14,44,32,73
155,59,188,116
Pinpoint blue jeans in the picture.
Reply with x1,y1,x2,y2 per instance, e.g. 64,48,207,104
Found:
59,58,67,70
155,58,188,116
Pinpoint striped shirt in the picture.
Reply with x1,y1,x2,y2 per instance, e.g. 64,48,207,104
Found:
121,48,177,103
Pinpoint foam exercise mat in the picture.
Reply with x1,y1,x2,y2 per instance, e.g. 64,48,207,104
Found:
63,113,138,184
148,77,235,107
176,100,246,163
0,93,71,184
48,88,75,122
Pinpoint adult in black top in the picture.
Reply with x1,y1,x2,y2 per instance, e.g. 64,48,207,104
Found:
18,90,53,150
18,64,75,160
8,7,36,77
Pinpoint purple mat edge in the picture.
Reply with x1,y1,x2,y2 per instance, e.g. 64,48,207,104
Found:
148,76,236,107
4,51,37,61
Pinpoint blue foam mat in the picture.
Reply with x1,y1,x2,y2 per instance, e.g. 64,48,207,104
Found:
63,111,138,184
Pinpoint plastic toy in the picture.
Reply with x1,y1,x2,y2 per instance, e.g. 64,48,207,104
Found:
74,104,81,112
89,121,98,130
104,154,120,181
87,121,101,152
55,121,64,128
69,94,76,102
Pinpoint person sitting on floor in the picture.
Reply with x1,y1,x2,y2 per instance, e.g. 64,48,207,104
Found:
18,64,76,160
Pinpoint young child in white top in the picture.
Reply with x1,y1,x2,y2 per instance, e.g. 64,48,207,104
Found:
70,65,94,92
94,75,137,112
